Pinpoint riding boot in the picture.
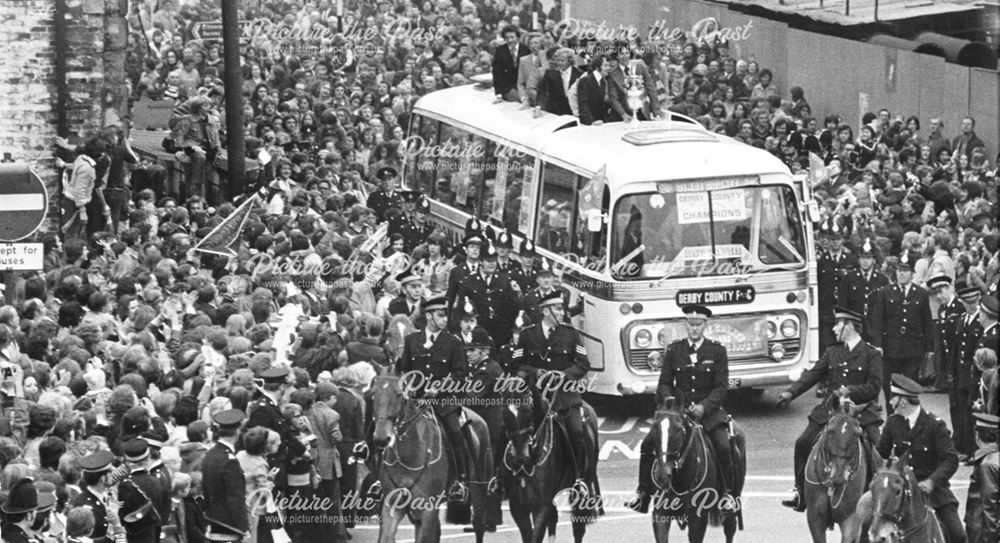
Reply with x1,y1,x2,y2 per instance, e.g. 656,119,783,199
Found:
627,435,655,513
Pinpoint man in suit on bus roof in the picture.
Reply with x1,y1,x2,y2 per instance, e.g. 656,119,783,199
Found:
492,26,529,102
535,48,581,117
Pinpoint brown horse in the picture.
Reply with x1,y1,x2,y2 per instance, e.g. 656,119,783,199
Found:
370,367,494,543
804,399,876,543
648,398,746,543
499,384,601,543
854,452,945,543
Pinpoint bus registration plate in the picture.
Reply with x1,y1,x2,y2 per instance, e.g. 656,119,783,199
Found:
728,378,742,388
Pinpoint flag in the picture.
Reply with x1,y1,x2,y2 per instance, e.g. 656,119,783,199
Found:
578,164,607,216
808,152,827,186
193,194,258,257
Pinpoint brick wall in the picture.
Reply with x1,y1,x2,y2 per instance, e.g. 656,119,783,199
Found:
0,0,127,237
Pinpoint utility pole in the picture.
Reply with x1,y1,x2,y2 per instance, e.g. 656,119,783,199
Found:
222,0,245,198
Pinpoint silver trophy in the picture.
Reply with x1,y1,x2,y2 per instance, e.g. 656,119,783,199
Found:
625,62,644,127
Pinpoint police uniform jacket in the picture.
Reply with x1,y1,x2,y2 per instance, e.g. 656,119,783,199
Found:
869,283,935,358
202,441,249,537
401,220,435,253
388,295,421,320
656,338,729,432
70,487,109,543
979,322,998,355
398,328,468,415
817,250,858,322
951,311,983,390
497,258,526,290
1,523,31,543
148,461,173,523
247,393,308,464
446,261,479,311
511,323,590,412
937,297,965,366
118,468,164,542
841,268,889,319
965,443,999,543
366,189,403,222
877,409,960,508
786,340,883,426
457,271,519,344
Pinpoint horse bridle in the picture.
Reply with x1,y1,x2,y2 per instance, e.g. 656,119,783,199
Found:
875,471,931,542
653,412,708,494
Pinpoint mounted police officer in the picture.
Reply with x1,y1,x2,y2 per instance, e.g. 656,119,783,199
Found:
777,306,883,512
70,449,118,543
397,295,472,502
875,374,966,543
246,366,308,489
202,409,249,543
869,253,935,415
2,478,41,543
511,290,593,498
117,439,165,543
628,304,735,513
366,166,404,223
965,412,999,543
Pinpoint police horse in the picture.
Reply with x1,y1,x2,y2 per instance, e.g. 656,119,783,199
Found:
854,451,945,543
370,365,494,543
500,383,602,543
648,397,746,543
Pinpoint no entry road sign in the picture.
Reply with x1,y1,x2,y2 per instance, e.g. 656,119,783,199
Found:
0,164,49,242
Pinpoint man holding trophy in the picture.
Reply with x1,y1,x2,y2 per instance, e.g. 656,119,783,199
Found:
607,43,660,124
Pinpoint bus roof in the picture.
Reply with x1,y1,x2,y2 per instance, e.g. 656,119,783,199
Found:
536,121,792,186
412,82,578,150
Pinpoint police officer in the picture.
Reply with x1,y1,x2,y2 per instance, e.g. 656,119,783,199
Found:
495,232,527,291
511,290,593,498
628,304,734,513
840,238,888,339
117,439,165,543
521,260,571,325
463,325,505,523
400,196,435,253
388,268,425,320
869,253,935,415
454,297,486,345
877,374,966,543
28,481,58,543
246,366,308,487
71,450,118,543
202,409,249,543
952,284,985,457
978,295,998,359
397,295,471,501
457,243,519,346
517,239,540,291
366,166,404,222
140,433,173,527
1,478,41,543
446,234,483,314
931,275,965,389
777,306,883,512
965,412,999,543
817,215,857,353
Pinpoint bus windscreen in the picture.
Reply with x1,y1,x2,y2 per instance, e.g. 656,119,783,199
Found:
610,184,807,279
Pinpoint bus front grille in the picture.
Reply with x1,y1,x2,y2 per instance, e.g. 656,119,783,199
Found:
627,338,801,373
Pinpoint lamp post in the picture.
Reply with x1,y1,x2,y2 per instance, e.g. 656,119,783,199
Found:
222,0,246,198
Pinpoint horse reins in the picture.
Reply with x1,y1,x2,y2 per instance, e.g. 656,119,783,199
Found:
876,473,934,543
380,392,443,472
804,427,862,509
653,413,710,496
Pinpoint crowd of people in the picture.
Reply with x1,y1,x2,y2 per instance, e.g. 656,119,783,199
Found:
4,0,1000,541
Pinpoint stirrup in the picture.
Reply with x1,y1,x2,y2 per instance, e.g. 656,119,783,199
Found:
780,488,805,513
719,492,739,512
449,481,469,503
367,480,382,499
572,478,590,498
487,476,499,494
625,491,650,514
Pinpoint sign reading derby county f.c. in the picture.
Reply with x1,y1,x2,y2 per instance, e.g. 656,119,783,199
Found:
0,164,49,242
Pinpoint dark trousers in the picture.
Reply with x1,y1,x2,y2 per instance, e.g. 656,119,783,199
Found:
559,406,587,480
935,502,967,543
105,187,129,233
437,406,469,479
316,478,349,542
793,420,881,492
948,386,974,456
884,356,923,415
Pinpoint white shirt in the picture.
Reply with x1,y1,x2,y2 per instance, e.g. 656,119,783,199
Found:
904,407,922,430
845,335,861,351
561,67,572,97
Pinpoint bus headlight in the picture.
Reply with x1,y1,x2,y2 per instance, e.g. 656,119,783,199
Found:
770,343,786,360
636,329,653,348
780,318,799,337
657,329,666,346
765,321,777,340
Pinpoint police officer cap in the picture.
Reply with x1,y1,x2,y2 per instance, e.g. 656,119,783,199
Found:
213,408,246,428
416,196,431,213
465,217,482,234
464,233,484,246
459,297,478,318
482,243,498,261
833,306,864,324
1,477,38,514
376,166,398,181
859,238,877,257
399,190,422,203
141,431,166,450
122,438,150,463
260,366,290,383
395,268,422,287
889,373,922,398
926,275,952,290
536,259,552,277
981,295,999,319
496,232,513,248
973,412,999,430
956,281,981,299
897,251,914,271
538,290,563,308
34,481,57,512
79,449,115,473
681,305,713,320
422,295,448,313
467,328,494,350
520,238,536,255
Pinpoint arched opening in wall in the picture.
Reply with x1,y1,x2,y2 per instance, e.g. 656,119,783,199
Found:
914,32,998,69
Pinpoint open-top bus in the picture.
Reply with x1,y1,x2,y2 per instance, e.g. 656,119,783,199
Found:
401,77,819,396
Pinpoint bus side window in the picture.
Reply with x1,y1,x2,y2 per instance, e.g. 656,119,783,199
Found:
436,124,462,206
409,115,439,197
502,151,529,235
536,162,577,254
574,184,609,264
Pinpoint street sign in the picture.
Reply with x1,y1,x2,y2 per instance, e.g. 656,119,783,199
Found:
0,164,48,242
0,243,43,270
191,21,225,40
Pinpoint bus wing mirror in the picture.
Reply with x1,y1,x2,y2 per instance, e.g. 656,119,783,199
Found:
807,201,821,224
